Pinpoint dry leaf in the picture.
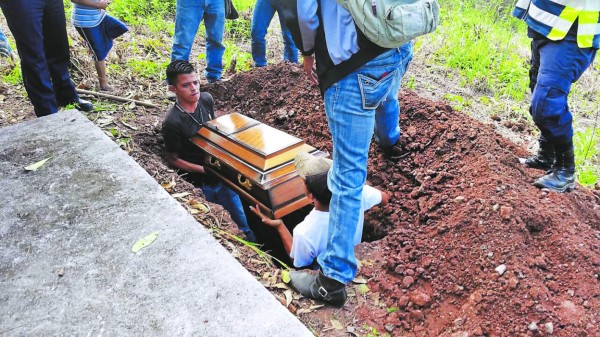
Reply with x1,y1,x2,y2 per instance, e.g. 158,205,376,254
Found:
331,319,343,330
352,277,367,284
281,270,291,283
358,284,370,295
171,192,190,199
24,157,51,171
284,289,293,307
132,231,159,253
121,121,138,130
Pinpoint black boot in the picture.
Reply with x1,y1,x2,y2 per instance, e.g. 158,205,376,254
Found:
521,136,555,170
533,148,575,192
289,270,347,307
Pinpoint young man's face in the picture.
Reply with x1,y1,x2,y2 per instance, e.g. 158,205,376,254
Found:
170,73,200,104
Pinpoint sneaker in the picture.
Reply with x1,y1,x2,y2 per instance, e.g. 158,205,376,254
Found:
0,34,13,59
289,270,347,307
76,99,94,112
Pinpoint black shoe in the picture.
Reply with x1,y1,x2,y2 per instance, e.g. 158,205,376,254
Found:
533,148,575,192
380,143,405,158
289,270,347,307
520,136,555,170
75,99,94,112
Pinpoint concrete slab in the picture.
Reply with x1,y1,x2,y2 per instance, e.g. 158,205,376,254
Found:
0,110,312,336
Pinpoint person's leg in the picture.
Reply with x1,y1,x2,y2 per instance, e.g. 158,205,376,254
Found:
171,0,204,61
1,0,59,117
374,42,413,148
521,38,555,170
530,39,596,191
43,0,80,107
203,0,225,82
251,0,275,67
0,24,13,58
275,7,298,63
201,183,257,242
290,48,406,307
95,60,112,91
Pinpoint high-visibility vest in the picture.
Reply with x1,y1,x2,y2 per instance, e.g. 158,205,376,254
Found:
513,0,600,48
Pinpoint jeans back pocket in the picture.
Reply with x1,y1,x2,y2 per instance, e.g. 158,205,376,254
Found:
358,68,398,110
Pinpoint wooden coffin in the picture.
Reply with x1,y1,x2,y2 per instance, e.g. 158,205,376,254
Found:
190,113,327,219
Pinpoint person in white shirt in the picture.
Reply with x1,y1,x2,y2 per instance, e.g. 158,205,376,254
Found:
250,152,389,269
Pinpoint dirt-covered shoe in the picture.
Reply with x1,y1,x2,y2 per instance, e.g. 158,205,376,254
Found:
289,270,347,307
519,136,555,170
380,143,405,158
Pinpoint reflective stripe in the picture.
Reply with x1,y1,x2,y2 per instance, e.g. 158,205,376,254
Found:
579,22,600,35
529,3,574,32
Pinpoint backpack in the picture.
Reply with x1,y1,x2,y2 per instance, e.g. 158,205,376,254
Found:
336,0,440,48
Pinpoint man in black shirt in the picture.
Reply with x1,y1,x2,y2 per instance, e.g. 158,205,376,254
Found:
162,60,257,242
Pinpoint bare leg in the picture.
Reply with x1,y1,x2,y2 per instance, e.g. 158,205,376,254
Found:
95,60,112,91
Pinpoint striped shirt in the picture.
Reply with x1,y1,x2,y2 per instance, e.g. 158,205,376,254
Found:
72,3,106,28
513,0,600,48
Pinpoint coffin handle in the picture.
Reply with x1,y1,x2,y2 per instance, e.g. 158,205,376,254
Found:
208,156,221,169
237,174,252,191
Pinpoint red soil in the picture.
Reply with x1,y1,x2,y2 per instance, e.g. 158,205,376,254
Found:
209,63,600,337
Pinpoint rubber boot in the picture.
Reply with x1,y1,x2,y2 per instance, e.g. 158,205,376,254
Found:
521,136,555,170
289,270,347,307
533,148,575,192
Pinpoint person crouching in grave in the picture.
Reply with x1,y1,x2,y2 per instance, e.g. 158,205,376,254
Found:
249,152,389,270
161,60,257,242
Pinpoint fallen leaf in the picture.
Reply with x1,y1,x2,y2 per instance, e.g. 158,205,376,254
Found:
121,121,138,130
281,270,291,283
132,231,159,253
190,202,210,214
161,178,176,190
25,157,51,171
358,284,370,295
331,319,343,330
126,101,136,110
309,304,324,310
352,277,367,284
284,289,293,307
171,192,190,199
271,283,289,290
296,308,313,315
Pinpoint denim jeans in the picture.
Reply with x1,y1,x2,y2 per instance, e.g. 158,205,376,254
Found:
201,182,257,242
529,37,597,145
250,0,298,67
171,0,225,82
317,44,413,284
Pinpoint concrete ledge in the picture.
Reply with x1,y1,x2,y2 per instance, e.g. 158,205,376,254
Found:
0,110,312,336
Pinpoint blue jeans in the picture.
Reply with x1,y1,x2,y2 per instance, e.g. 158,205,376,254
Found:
250,0,298,67
0,0,79,117
317,44,413,284
171,0,225,82
201,182,257,242
529,37,597,145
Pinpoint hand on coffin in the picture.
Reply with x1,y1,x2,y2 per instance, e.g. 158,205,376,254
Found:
249,204,284,228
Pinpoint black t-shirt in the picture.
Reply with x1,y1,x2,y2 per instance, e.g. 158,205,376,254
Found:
162,92,216,185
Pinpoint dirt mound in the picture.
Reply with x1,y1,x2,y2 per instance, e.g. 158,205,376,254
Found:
208,63,600,336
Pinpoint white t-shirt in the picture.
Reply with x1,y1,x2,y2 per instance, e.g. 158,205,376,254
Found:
289,185,382,268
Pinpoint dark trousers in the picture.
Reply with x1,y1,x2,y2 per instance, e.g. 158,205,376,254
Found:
0,0,79,117
529,36,597,146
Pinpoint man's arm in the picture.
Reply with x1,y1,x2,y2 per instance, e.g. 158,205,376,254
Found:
280,0,319,83
379,189,390,207
71,0,109,10
249,204,293,255
165,151,206,175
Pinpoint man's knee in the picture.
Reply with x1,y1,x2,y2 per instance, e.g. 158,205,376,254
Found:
531,84,568,125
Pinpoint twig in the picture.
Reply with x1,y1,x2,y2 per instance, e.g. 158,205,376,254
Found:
76,88,159,108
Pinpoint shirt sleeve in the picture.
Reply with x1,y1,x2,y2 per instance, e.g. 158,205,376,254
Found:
281,0,319,56
199,92,215,119
290,231,317,268
162,120,183,154
361,185,382,211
